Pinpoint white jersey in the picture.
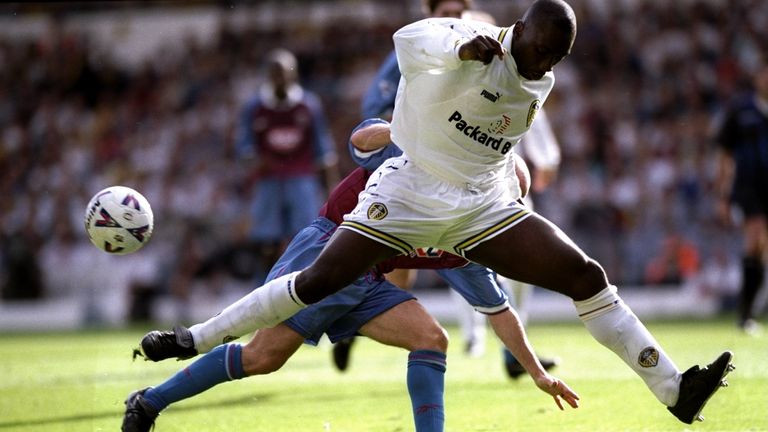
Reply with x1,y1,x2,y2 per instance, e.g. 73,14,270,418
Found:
391,18,555,192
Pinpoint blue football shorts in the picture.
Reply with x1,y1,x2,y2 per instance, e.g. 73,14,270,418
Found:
267,217,415,345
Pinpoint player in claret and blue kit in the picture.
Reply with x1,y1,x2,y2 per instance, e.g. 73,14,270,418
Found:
236,48,339,281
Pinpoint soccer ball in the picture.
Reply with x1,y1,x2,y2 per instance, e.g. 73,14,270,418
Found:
84,186,154,255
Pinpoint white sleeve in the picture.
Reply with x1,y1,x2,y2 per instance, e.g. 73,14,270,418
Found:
518,109,561,169
393,18,478,77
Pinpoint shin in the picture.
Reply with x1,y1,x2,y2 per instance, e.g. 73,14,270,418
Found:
189,272,305,353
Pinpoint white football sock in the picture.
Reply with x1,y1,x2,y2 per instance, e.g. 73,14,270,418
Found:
574,286,682,406
189,271,306,353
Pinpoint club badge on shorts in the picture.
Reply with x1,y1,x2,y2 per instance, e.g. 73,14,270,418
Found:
367,202,388,220
638,346,659,368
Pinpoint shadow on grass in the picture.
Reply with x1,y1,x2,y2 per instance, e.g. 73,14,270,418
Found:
0,387,405,429
0,393,272,429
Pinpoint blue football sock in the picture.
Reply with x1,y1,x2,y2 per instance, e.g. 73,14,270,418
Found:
407,350,446,432
142,343,246,412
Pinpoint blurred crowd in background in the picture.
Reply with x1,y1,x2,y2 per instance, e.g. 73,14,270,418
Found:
1,0,766,323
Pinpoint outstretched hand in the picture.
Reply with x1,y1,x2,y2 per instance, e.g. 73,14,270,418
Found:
534,374,580,410
458,35,505,64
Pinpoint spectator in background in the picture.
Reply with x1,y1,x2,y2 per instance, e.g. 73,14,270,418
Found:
714,63,768,334
644,232,700,286
236,48,339,283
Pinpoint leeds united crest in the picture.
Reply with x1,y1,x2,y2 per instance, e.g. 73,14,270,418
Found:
638,346,659,368
367,203,388,220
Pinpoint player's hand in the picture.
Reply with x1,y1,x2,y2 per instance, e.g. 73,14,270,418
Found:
458,35,505,64
534,374,580,410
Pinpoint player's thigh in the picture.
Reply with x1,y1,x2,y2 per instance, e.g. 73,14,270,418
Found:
358,299,448,352
241,324,305,375
299,228,401,302
466,212,607,299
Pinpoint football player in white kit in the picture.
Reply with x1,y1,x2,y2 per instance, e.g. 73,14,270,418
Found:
152,0,732,425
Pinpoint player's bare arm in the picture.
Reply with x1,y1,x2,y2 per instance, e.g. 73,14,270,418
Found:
512,153,531,198
487,310,579,410
458,35,505,64
350,122,393,152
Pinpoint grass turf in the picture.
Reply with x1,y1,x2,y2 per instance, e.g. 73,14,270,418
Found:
0,318,765,431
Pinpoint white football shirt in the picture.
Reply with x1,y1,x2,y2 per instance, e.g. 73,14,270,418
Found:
391,17,555,191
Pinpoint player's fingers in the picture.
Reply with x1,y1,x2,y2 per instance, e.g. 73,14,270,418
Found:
556,380,579,397
475,36,502,64
479,35,502,51
557,381,580,408
552,395,564,410
477,44,494,64
482,35,504,59
563,391,580,408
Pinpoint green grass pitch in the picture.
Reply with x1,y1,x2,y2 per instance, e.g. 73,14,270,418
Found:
0,318,765,431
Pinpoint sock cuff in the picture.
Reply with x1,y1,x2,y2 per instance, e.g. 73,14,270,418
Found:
285,271,306,307
224,344,246,380
573,285,621,320
408,350,447,372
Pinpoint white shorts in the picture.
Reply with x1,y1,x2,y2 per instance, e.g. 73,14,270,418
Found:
341,155,531,257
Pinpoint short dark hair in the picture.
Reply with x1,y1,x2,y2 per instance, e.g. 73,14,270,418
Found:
524,0,576,39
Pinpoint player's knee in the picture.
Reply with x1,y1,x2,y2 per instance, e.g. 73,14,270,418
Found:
569,258,609,301
241,345,287,376
412,325,449,353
